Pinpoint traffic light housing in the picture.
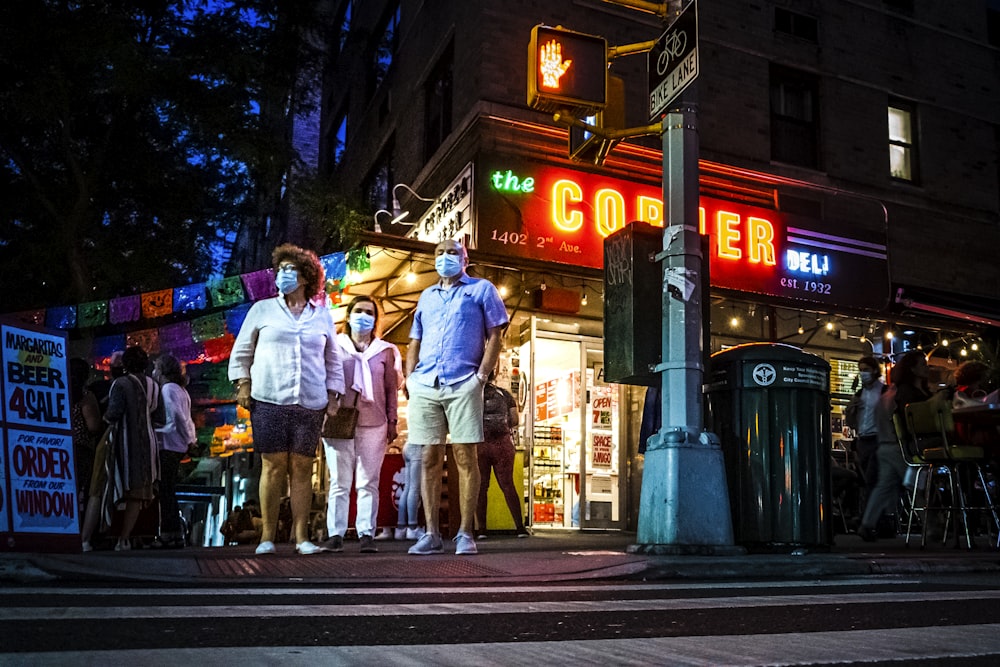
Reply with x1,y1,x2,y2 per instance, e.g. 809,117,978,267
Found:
528,25,607,116
569,75,624,164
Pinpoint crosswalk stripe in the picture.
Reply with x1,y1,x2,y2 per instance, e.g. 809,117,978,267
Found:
4,588,1000,620
4,624,1000,666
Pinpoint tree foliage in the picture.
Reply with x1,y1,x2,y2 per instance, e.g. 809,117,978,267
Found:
0,0,338,314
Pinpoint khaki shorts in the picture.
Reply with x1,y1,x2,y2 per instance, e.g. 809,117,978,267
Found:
406,375,485,445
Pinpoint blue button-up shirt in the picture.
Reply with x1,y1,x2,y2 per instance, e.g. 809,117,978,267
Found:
409,274,509,388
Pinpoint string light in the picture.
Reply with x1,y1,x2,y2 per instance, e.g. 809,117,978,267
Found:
580,291,588,306
797,314,804,335
729,305,740,329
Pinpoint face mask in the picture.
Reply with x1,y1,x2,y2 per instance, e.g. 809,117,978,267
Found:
275,270,299,295
435,253,463,278
860,371,874,384
349,312,375,333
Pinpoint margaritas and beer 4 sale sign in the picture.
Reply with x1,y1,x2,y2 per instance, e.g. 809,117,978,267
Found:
0,321,79,551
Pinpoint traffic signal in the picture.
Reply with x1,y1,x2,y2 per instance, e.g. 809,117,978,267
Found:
569,75,624,164
528,25,607,116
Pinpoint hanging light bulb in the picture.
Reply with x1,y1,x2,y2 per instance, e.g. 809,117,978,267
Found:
580,291,588,306
885,330,894,340
729,305,740,329
499,285,509,298
971,342,979,351
825,320,835,331
797,314,804,335
941,337,949,347
405,261,416,284
960,348,968,357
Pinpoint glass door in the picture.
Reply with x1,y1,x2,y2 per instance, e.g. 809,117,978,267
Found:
523,317,624,530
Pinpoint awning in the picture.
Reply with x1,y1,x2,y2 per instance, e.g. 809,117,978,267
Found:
894,286,1000,330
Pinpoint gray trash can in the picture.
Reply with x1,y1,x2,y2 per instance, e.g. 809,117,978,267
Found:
705,343,832,550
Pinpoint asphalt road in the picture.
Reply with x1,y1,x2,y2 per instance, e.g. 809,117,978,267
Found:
4,574,1000,664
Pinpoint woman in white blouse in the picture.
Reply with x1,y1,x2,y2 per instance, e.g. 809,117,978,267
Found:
229,244,345,556
321,295,400,553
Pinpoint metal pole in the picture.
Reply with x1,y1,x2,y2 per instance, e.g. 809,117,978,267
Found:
631,101,739,554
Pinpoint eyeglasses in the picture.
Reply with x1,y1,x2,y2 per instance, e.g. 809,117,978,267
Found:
278,263,298,273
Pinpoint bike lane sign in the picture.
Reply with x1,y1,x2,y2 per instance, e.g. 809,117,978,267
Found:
648,0,698,120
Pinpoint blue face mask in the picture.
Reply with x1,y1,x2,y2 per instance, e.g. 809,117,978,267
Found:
435,253,463,278
275,270,299,295
349,312,375,333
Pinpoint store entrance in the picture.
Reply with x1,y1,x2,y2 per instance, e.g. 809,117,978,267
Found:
521,317,623,531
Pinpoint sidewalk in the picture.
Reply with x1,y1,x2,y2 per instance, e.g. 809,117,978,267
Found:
3,530,1000,585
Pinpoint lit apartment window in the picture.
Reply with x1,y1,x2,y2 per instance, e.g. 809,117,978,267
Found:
888,103,917,182
770,65,820,169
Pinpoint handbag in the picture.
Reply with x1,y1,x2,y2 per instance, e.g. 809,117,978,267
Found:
323,393,360,439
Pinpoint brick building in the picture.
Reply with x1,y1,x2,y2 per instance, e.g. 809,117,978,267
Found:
311,1,1000,533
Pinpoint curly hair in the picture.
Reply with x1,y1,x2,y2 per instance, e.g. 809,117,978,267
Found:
955,360,989,388
272,243,324,299
342,295,381,338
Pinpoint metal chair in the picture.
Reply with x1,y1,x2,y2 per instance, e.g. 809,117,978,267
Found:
894,412,951,547
904,400,1000,549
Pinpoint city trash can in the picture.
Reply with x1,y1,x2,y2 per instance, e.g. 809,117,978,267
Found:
705,343,832,550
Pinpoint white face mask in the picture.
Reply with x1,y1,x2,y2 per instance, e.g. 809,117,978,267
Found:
349,312,375,334
435,253,463,278
860,371,874,384
275,270,299,295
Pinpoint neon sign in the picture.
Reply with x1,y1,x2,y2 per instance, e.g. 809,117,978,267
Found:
476,160,889,309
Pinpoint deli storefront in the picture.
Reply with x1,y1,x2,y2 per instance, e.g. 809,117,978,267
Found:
358,148,988,533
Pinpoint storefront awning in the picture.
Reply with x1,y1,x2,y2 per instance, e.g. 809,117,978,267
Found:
894,286,1000,330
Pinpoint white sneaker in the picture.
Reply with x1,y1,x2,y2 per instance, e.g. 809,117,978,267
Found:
374,527,394,541
454,533,478,555
81,541,93,553
394,527,407,540
406,526,426,540
408,533,443,555
255,540,276,555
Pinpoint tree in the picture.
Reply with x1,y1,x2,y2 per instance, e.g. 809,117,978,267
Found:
0,0,341,314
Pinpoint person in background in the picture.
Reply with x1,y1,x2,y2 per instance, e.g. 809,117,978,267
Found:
229,243,345,556
70,358,103,510
475,372,528,539
406,239,508,556
88,350,125,417
857,350,933,542
953,361,991,406
845,356,887,506
392,441,426,541
321,295,399,554
154,354,197,548
81,345,164,552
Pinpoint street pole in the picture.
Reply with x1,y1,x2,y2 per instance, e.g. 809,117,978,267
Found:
631,99,740,554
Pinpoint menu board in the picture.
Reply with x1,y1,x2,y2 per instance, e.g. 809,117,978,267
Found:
830,358,859,396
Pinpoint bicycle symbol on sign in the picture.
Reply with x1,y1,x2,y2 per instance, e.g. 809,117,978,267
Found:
656,29,688,76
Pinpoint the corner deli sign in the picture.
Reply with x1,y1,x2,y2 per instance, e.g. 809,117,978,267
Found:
474,159,890,311
649,0,698,119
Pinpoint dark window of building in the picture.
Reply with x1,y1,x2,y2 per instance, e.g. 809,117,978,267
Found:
363,144,394,213
770,65,820,169
774,8,818,42
424,41,454,162
883,0,914,13
369,2,400,94
779,193,822,218
988,3,1000,47
888,100,918,183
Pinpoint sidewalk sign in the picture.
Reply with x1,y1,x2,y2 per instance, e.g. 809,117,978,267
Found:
1,319,79,552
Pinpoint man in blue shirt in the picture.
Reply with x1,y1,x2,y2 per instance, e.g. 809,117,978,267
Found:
406,239,509,555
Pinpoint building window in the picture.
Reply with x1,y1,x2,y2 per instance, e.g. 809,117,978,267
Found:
424,41,454,162
770,65,820,169
363,145,394,212
888,102,917,182
988,3,1000,48
370,2,400,93
774,8,818,43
